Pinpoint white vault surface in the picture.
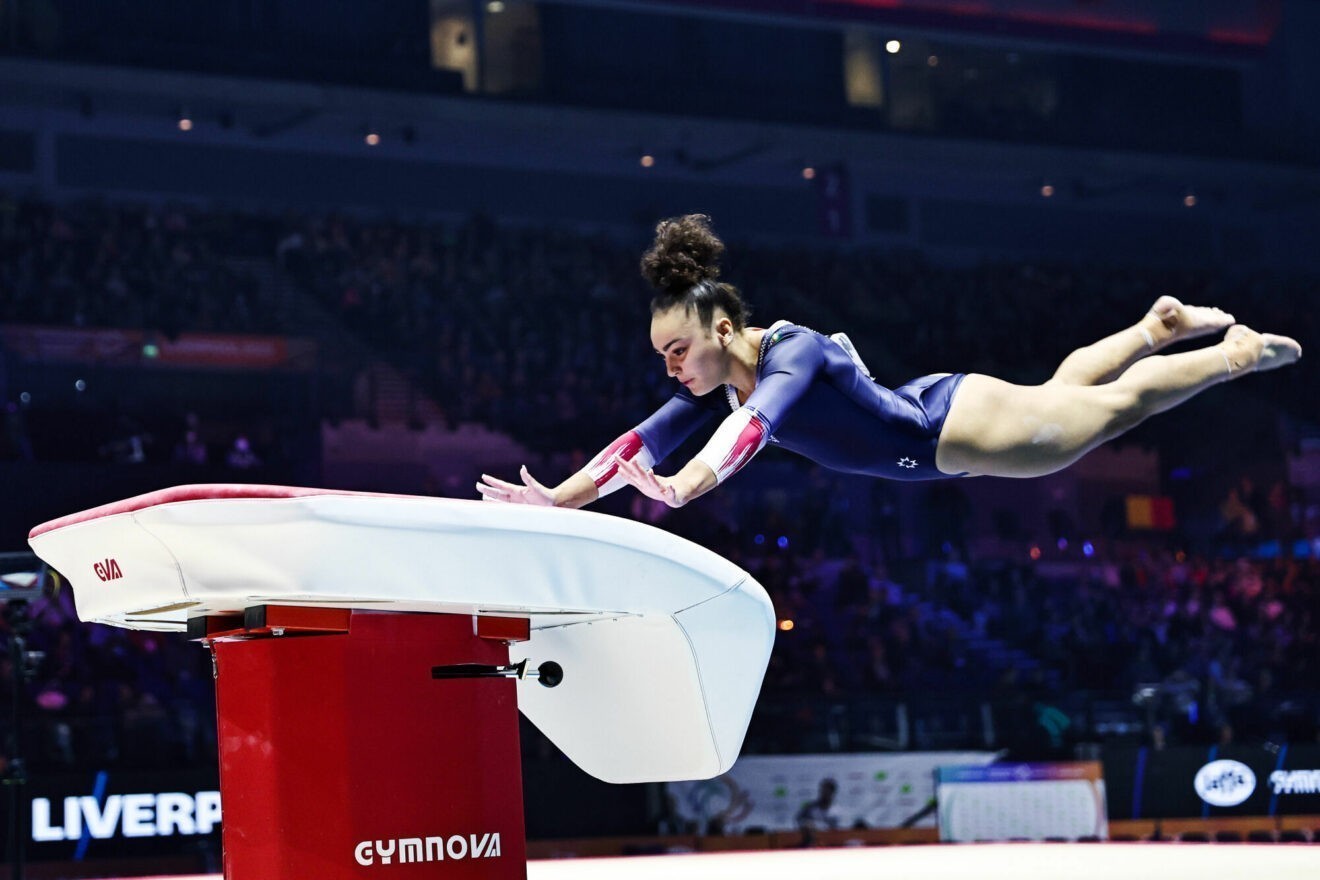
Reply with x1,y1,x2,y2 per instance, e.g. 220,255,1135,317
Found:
28,485,776,784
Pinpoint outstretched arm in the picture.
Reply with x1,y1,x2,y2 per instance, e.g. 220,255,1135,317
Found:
477,394,714,509
616,456,718,508
618,329,824,505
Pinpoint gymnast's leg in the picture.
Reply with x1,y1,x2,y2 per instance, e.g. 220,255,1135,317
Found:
1048,296,1234,386
936,325,1302,479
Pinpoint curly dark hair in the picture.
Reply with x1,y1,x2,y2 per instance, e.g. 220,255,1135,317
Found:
640,214,750,330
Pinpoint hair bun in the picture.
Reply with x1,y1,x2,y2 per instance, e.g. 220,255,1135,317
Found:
640,214,725,296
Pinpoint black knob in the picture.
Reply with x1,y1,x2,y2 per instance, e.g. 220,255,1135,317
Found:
537,661,563,688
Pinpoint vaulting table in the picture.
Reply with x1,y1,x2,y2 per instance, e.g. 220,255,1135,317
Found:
28,485,776,879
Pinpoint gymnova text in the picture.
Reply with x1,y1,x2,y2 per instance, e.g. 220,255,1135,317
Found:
354,833,502,866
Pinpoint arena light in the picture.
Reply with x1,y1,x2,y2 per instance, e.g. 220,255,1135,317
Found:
802,166,816,180
1041,183,1055,198
487,0,505,11
1183,192,1197,207
927,55,939,67
885,39,901,54
640,154,655,168
365,131,381,147
177,111,193,132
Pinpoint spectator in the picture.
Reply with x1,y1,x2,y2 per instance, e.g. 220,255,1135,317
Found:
225,435,261,469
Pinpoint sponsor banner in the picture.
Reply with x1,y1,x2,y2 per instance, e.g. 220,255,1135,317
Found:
938,761,1101,785
0,325,314,370
1269,768,1320,796
667,751,996,833
937,761,1107,842
0,769,221,862
354,833,502,867
1104,744,1320,819
1194,759,1256,807
155,334,290,368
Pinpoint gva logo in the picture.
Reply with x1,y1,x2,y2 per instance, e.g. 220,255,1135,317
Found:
355,833,501,867
1194,760,1256,807
93,558,123,582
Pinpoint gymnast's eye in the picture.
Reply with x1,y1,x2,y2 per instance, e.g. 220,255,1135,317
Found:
673,347,686,357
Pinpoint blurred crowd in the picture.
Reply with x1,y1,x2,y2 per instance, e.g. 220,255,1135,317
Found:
0,194,275,336
277,212,663,449
0,588,217,775
2,195,1319,770
271,209,1318,456
709,511,1319,755
4,195,1317,460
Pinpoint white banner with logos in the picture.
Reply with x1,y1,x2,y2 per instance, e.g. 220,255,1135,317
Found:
666,752,996,833
936,762,1107,842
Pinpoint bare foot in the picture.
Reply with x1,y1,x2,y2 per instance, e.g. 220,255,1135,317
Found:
1221,324,1303,373
1142,295,1235,346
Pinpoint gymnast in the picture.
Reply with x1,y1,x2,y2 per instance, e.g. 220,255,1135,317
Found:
477,214,1302,510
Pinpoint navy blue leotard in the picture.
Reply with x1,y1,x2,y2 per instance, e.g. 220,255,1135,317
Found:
585,321,967,494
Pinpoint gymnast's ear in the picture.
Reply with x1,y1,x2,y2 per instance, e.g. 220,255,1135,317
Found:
712,312,734,343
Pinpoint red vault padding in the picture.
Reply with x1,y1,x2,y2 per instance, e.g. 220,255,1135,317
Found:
211,610,527,879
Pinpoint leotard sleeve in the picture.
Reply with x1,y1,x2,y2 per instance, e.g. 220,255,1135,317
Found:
694,329,824,484
585,392,716,497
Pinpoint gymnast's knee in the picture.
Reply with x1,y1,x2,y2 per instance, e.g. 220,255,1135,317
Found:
1096,387,1146,438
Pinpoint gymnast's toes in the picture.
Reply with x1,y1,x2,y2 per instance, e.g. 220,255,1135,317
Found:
1258,333,1302,372
1222,325,1301,373
1150,295,1234,342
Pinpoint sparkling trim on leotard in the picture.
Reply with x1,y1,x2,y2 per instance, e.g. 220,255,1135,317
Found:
724,320,795,414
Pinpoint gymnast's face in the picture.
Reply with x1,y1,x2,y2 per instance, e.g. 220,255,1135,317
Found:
651,305,731,396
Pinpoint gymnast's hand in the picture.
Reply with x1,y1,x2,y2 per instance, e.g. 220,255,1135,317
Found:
476,466,556,506
616,456,683,508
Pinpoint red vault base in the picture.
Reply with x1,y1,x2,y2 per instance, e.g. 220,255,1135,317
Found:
207,610,528,879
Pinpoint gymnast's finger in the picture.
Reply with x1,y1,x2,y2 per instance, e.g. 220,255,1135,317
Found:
481,473,521,491
475,482,509,501
519,465,548,491
632,467,657,492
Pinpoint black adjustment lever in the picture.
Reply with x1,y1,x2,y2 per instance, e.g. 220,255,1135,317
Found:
431,659,563,688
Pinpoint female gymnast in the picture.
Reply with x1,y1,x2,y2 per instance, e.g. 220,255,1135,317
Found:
477,215,1302,510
